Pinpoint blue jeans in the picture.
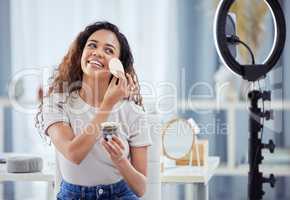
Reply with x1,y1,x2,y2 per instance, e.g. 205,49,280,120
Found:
57,179,139,200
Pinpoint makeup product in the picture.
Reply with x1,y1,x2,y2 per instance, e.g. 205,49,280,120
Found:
101,122,120,141
109,58,124,78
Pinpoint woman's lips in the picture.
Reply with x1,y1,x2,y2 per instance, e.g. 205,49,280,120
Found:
87,60,104,70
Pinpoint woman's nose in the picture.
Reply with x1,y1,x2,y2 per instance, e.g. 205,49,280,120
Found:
92,48,104,58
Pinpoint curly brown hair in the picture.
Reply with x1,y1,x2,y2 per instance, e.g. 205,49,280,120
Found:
35,21,143,139
50,21,142,103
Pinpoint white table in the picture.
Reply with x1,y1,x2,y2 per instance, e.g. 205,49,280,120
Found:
0,153,55,200
1,153,219,200
161,156,220,200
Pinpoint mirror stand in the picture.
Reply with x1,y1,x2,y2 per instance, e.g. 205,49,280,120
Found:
175,140,208,167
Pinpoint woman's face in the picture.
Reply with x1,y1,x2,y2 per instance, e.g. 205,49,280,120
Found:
81,29,121,80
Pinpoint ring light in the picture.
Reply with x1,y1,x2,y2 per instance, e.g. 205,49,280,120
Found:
213,0,286,81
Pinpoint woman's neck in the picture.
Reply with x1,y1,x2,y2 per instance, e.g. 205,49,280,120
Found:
79,76,109,108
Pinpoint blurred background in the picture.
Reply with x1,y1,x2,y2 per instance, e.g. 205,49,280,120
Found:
0,0,290,199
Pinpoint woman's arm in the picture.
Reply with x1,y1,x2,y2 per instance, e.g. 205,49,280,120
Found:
48,103,112,165
48,76,128,165
118,146,148,197
102,136,149,197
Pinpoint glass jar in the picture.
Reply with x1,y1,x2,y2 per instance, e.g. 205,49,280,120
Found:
101,122,119,141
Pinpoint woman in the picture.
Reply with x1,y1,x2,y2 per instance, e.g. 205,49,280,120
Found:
36,21,152,200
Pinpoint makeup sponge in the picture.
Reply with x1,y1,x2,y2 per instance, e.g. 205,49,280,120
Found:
7,156,43,173
109,58,124,77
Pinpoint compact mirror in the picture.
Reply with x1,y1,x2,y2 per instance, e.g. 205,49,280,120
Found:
161,118,195,160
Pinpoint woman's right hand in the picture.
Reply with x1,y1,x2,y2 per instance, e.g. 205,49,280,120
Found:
102,75,129,109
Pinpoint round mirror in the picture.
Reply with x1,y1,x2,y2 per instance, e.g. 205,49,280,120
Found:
161,118,195,160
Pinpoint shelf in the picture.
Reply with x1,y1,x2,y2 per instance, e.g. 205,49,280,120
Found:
178,100,290,111
215,163,290,177
161,157,220,184
0,153,54,182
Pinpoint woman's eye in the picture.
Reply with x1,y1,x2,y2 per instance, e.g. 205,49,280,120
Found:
105,48,114,54
88,43,97,48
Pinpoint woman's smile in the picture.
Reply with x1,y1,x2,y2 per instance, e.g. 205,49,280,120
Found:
87,58,105,70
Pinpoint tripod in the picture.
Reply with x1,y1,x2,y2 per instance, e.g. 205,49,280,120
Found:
248,90,276,200
214,0,286,199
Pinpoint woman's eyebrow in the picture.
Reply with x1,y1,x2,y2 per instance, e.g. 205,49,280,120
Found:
105,43,116,50
88,39,116,50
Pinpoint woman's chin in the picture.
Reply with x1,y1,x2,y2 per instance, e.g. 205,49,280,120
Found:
94,71,110,79
84,68,110,79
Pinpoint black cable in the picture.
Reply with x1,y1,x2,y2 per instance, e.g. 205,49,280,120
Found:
226,35,255,65
237,40,256,65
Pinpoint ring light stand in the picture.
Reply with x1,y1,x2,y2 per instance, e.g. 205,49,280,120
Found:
213,0,286,199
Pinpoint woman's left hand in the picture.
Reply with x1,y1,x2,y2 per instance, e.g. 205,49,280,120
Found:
125,73,138,101
102,135,127,165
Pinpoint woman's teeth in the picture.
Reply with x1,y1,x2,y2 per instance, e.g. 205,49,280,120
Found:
88,60,103,69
